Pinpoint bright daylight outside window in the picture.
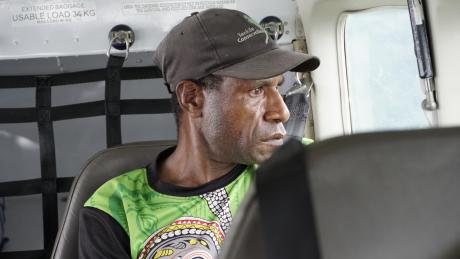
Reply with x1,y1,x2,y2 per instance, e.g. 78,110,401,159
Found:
342,7,429,133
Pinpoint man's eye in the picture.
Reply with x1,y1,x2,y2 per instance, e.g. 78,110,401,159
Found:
250,87,264,96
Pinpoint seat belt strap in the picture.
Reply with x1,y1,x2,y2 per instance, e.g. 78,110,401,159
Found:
284,92,309,140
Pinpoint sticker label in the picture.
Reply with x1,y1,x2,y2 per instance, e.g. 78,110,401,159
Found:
122,0,236,15
9,0,96,26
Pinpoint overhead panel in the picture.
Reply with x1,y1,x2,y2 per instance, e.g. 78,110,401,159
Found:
0,0,300,61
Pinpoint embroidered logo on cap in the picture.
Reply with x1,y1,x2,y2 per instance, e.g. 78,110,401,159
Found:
237,14,269,44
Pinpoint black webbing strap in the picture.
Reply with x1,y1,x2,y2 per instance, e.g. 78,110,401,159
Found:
52,101,106,121
0,66,163,89
0,76,37,88
0,99,172,124
0,177,74,197
1,249,45,259
121,99,171,114
255,139,321,259
0,71,105,88
0,179,42,197
121,66,163,80
105,55,125,147
0,108,37,123
36,77,58,258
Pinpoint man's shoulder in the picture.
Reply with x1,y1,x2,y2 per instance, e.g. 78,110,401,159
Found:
84,168,147,207
105,167,148,187
83,168,149,234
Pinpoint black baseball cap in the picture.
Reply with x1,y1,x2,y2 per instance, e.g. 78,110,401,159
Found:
154,8,320,90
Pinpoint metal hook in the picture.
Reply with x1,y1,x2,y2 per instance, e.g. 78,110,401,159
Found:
122,37,130,60
285,72,314,98
305,81,314,98
295,72,303,85
107,34,131,60
107,25,135,61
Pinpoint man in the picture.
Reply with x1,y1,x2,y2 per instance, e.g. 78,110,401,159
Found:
79,8,319,259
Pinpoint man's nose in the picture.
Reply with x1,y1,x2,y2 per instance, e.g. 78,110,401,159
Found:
264,89,290,124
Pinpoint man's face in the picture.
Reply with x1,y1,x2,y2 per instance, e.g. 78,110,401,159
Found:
200,75,290,165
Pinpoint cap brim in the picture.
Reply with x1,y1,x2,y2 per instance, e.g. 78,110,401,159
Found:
213,48,320,79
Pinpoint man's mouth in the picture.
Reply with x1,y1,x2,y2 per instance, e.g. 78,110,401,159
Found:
261,133,285,146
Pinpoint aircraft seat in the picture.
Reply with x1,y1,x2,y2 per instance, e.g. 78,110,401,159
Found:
51,140,175,259
220,127,460,259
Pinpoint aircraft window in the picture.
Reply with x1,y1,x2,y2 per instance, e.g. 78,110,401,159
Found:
339,7,430,134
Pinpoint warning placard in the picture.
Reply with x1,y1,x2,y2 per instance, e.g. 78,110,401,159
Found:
9,0,97,27
122,0,236,15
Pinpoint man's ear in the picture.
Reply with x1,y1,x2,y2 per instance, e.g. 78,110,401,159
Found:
175,80,204,118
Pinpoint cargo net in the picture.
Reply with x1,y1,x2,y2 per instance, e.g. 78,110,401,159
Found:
0,56,169,259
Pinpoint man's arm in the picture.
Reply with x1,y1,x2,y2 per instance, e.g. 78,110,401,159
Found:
79,207,131,259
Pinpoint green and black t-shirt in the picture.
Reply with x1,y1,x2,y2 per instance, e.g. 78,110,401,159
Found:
79,148,255,259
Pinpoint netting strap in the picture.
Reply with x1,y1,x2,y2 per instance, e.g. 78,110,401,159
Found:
105,55,125,147
0,66,162,89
